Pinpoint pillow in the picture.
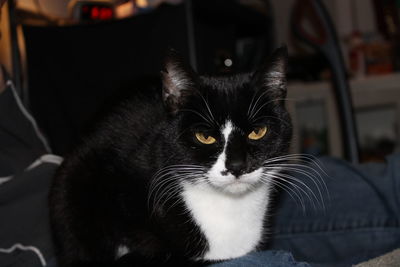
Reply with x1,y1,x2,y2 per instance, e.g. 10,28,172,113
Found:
0,80,51,177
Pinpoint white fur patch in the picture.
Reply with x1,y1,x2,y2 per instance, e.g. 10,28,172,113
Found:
182,119,271,260
182,182,270,261
207,121,236,193
221,120,234,141
115,245,130,259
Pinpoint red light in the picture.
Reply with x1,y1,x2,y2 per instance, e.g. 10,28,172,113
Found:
81,4,113,21
99,7,113,20
91,7,100,19
82,6,89,14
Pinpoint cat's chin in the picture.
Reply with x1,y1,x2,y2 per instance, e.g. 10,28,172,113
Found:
207,168,264,195
219,182,256,195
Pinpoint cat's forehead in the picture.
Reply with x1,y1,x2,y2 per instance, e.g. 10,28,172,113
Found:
198,75,255,110
177,76,258,131
199,74,252,92
181,73,281,129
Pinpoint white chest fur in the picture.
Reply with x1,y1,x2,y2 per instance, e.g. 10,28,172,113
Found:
181,183,270,261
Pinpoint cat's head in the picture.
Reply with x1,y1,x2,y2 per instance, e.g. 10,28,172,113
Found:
160,47,292,195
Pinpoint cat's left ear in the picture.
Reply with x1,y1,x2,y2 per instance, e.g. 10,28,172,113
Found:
254,46,288,103
161,49,196,114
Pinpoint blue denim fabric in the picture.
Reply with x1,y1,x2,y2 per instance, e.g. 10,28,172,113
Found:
210,251,310,267
267,153,400,266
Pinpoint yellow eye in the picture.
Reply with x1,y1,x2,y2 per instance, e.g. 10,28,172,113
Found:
248,126,267,140
195,132,216,145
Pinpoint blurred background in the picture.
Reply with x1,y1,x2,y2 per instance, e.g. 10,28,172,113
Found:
0,0,399,162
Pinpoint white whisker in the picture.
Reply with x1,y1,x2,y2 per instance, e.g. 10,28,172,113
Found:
247,89,271,117
148,164,206,217
150,173,203,205
197,92,217,125
260,176,306,212
264,163,329,201
249,98,290,120
180,108,214,126
269,172,323,210
263,153,330,201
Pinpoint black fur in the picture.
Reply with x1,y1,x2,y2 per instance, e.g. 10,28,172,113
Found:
49,47,292,267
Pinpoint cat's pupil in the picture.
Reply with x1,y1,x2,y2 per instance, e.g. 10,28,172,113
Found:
254,128,261,134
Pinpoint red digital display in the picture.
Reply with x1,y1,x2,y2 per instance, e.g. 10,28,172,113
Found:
81,4,113,21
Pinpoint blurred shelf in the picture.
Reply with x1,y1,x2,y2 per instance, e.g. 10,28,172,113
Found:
288,72,400,107
289,72,400,91
286,72,400,160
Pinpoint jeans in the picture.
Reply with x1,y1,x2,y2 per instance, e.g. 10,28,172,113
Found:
211,251,310,267
212,154,400,266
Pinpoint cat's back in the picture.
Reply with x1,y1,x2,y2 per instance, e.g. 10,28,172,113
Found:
81,78,168,153
53,79,167,187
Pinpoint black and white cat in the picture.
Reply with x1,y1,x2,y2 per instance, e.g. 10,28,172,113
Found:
49,47,293,267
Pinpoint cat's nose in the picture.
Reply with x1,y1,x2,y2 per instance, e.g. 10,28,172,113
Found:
225,159,246,178
224,134,247,177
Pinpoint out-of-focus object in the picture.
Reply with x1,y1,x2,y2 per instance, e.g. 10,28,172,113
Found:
364,36,394,75
286,53,329,82
15,0,184,25
288,73,400,162
0,0,13,77
373,0,400,71
347,31,395,78
22,3,191,155
348,31,366,79
291,0,360,164
373,0,400,39
115,1,134,19
192,0,275,74
69,0,114,21
8,0,25,103
356,105,397,162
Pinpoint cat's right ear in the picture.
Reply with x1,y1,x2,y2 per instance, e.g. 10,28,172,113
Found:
252,46,288,105
161,49,196,114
